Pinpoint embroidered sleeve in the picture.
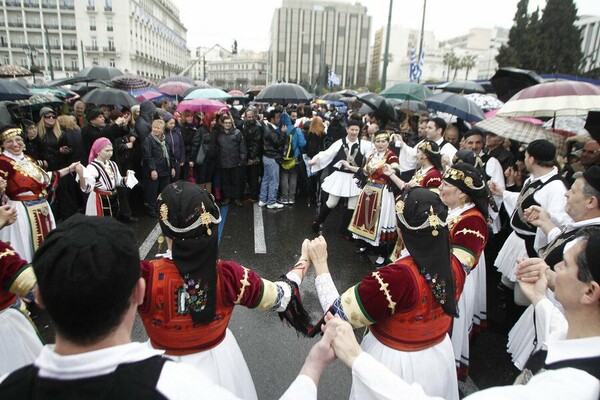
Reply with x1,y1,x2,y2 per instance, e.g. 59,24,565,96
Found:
219,260,267,308
332,264,419,328
0,241,34,296
451,215,488,273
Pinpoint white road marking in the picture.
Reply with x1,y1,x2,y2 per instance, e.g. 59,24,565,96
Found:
254,203,267,254
139,223,162,260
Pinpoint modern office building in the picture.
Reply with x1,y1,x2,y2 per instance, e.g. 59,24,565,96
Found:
0,0,189,82
576,15,600,73
268,0,371,88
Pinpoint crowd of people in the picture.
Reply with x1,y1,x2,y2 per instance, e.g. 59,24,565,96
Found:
0,92,598,399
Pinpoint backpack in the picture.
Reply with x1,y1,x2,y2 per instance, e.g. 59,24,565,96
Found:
281,132,296,170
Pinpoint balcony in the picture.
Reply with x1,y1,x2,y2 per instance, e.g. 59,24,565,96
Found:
5,0,20,7
61,25,75,30
42,2,57,8
64,66,78,71
86,5,95,11
61,3,74,10
103,46,116,53
45,24,59,29
49,44,61,50
104,6,112,12
107,26,113,31
85,45,99,52
63,44,78,51
24,2,40,7
8,22,23,27
90,26,96,31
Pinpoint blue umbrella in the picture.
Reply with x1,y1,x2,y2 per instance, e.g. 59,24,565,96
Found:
425,92,485,122
0,80,31,101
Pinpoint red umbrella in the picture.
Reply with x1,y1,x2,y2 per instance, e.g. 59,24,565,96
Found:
157,81,193,96
497,81,600,118
228,90,244,97
176,99,228,114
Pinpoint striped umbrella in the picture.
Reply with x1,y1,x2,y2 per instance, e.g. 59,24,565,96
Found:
476,116,570,151
111,74,155,91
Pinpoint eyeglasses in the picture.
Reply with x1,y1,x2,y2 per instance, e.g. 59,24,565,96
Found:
44,115,56,120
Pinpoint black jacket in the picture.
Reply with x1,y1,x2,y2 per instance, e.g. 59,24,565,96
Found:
181,123,201,163
262,122,284,160
143,136,172,177
216,127,247,169
242,120,264,162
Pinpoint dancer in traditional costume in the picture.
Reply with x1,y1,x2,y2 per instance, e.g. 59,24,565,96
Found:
0,125,83,262
79,138,127,217
307,187,465,400
440,163,489,379
346,130,398,265
0,205,42,376
309,120,374,236
139,181,314,400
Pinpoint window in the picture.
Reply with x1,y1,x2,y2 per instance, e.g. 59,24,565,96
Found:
91,36,97,49
107,18,113,31
70,58,77,69
104,0,111,11
92,57,98,64
90,17,96,30
108,37,114,50
87,0,94,10
109,58,115,67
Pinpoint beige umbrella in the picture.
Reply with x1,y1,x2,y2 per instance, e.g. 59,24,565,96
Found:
0,65,32,78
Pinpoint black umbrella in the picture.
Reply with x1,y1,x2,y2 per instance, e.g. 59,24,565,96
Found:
490,67,544,103
70,80,109,96
319,92,343,101
388,98,429,115
356,94,396,125
425,92,485,122
159,76,196,86
255,83,312,104
440,80,486,95
110,74,155,91
81,88,138,107
0,80,31,101
76,65,124,81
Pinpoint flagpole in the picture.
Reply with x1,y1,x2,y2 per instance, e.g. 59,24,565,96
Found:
417,0,427,83
380,0,393,90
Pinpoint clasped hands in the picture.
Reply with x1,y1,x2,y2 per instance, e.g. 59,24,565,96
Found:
294,236,329,279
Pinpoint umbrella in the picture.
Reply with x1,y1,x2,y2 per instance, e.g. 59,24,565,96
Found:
0,65,32,78
439,80,486,95
255,83,311,104
69,80,109,95
388,98,429,115
319,92,344,101
30,87,79,101
0,80,31,101
176,99,228,114
158,81,193,97
75,65,124,80
110,74,155,91
245,85,265,96
81,88,138,107
356,94,396,124
184,88,231,101
379,82,433,101
228,90,245,97
131,88,167,102
463,93,504,111
497,81,600,118
160,76,196,86
425,92,485,122
14,93,63,107
476,116,569,151
194,81,212,89
542,116,587,135
490,67,544,103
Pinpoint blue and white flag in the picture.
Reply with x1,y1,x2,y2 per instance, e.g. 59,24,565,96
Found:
409,47,417,82
328,70,340,86
414,49,425,82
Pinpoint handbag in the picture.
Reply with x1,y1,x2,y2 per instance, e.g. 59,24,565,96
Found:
195,143,207,165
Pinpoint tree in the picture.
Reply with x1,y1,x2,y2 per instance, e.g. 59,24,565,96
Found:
460,55,477,79
443,51,459,81
496,0,529,68
537,0,583,74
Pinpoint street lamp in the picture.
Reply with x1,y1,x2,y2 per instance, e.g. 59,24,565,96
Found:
23,44,39,84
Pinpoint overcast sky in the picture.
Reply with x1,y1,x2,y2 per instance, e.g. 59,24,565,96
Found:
172,0,600,52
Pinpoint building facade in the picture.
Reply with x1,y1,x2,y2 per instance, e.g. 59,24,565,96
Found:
576,15,600,73
268,0,371,89
0,0,189,82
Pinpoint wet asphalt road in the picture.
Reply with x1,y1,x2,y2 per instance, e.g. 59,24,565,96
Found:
31,196,520,399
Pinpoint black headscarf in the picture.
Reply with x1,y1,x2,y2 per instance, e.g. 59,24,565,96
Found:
157,181,222,324
443,162,490,218
417,139,443,172
396,187,458,317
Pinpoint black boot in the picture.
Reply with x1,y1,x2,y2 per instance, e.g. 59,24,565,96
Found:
339,208,354,240
312,205,332,233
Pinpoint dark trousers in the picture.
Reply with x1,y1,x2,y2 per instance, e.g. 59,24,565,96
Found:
143,174,169,213
221,166,241,201
246,163,261,200
116,186,132,219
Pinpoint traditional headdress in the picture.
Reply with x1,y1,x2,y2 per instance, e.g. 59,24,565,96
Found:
396,187,457,317
374,130,390,142
157,181,222,324
417,139,443,172
443,163,490,217
0,125,22,143
88,137,112,164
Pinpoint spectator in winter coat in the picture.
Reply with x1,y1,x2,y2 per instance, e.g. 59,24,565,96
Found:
215,115,246,206
143,119,174,217
180,110,201,182
163,113,186,182
241,108,264,202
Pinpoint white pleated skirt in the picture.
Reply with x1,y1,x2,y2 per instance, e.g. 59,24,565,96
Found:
321,171,362,198
150,328,257,400
494,232,527,282
354,332,459,400
0,307,43,376
452,272,475,368
473,253,487,326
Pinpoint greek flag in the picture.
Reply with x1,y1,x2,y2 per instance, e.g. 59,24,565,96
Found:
328,70,340,86
409,47,417,82
414,49,425,82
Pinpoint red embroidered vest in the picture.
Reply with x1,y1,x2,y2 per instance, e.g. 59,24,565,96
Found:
140,258,234,356
369,257,465,351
